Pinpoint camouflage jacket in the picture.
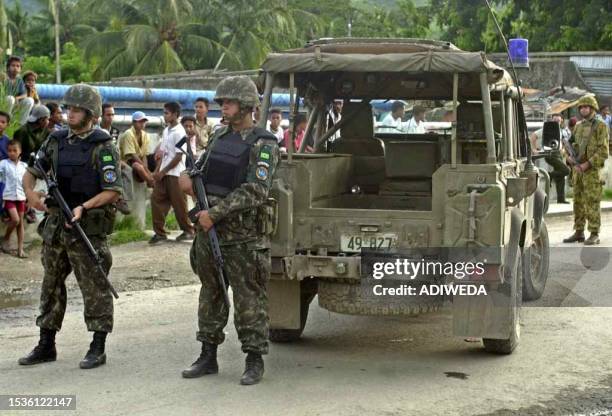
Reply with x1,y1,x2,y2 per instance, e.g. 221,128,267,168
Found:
196,125,280,247
572,115,609,171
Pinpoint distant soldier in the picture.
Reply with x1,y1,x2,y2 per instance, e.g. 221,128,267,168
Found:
179,76,280,385
18,84,122,369
563,96,609,245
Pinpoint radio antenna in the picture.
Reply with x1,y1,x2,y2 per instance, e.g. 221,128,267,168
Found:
483,0,535,170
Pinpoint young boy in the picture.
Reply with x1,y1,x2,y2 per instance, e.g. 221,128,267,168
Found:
0,111,11,221
0,140,28,258
181,115,202,158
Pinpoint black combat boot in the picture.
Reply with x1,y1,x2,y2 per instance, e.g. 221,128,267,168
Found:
182,342,218,378
79,331,107,369
18,328,57,365
584,233,600,246
240,352,264,386
563,231,585,243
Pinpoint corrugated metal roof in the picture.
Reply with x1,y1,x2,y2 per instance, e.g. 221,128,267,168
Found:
570,56,612,97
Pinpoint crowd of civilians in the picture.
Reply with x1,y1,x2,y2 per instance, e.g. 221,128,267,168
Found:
0,56,311,252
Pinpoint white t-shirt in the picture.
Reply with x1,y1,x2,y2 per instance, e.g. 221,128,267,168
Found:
160,123,186,177
268,125,285,144
0,159,27,201
404,117,426,134
380,113,404,133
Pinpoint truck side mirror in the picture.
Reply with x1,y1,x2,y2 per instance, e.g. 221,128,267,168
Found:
541,121,561,149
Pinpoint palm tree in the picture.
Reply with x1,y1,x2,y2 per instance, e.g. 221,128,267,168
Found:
81,0,231,80
203,0,323,70
5,0,28,56
31,0,98,46
0,0,10,57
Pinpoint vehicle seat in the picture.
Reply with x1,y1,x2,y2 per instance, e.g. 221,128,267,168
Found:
328,102,385,193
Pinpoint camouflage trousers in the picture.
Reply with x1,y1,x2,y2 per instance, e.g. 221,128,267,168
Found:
572,170,602,233
190,232,270,354
36,229,114,333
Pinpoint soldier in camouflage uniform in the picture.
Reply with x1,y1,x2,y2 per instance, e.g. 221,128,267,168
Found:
19,84,122,369
179,76,280,385
563,95,609,245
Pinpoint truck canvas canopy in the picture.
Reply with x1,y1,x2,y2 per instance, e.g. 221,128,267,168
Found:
261,38,512,100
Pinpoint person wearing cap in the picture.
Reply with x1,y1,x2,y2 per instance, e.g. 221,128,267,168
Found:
119,111,154,188
13,104,50,162
22,70,40,104
563,96,609,245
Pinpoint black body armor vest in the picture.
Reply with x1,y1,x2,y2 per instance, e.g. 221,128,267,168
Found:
55,129,110,209
203,127,274,197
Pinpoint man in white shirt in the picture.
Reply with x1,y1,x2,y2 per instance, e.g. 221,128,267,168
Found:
404,105,426,134
380,101,406,133
150,101,195,243
267,108,284,143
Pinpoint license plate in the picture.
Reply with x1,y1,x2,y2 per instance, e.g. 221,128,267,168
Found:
340,234,397,252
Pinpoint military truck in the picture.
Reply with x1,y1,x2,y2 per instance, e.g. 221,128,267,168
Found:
256,38,550,354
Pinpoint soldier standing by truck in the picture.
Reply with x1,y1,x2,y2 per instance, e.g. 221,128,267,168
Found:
563,96,609,245
179,76,280,385
18,84,122,369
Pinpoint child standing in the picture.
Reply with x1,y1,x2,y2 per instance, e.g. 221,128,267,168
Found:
0,111,11,222
181,115,203,158
0,140,28,258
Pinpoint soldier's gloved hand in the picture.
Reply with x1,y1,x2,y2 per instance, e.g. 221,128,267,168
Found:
195,210,213,231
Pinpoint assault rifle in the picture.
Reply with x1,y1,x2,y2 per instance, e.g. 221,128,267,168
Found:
33,154,119,299
176,138,230,308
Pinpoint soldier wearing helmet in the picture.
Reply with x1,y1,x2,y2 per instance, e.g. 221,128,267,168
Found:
19,83,123,369
563,95,609,245
179,75,279,385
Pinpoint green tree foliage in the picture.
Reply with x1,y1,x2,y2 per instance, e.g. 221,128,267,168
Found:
508,0,612,51
80,0,229,79
22,42,92,83
203,0,323,70
0,0,610,81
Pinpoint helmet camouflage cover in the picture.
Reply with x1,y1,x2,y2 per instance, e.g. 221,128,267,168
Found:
576,95,599,112
214,76,260,108
62,83,103,118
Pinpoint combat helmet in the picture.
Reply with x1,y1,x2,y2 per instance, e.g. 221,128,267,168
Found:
214,76,260,108
62,83,103,118
576,95,599,112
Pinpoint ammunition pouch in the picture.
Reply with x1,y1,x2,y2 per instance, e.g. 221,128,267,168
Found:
80,207,115,237
256,198,278,236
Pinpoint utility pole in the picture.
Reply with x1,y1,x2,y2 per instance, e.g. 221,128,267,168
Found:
52,0,61,83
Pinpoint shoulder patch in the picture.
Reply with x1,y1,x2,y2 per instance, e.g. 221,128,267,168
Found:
103,170,118,184
259,144,273,161
255,166,269,181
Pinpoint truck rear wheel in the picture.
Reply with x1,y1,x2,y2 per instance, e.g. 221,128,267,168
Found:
269,279,317,343
522,221,550,301
318,280,443,316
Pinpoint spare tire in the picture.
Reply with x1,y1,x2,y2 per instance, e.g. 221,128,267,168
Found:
317,280,443,316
